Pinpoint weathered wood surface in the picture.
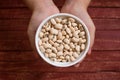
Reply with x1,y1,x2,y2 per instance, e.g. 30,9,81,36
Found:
0,0,120,80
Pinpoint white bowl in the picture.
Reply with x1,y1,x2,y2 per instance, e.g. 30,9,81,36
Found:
35,13,90,67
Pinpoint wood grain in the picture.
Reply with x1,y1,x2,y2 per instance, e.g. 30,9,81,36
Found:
0,40,32,51
0,19,28,31
1,39,112,51
0,31,28,40
0,72,120,80
0,8,31,19
0,0,120,8
88,8,120,19
0,8,120,19
0,19,120,31
0,30,120,40
0,31,120,51
0,60,120,72
90,0,120,8
0,51,120,62
93,19,120,30
0,0,120,80
0,51,36,61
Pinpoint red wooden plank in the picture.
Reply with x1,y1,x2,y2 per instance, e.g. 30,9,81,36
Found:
0,40,32,51
0,8,31,19
0,31,119,41
0,31,28,40
95,31,120,40
0,72,120,80
0,8,120,19
0,31,120,51
93,19,120,30
0,51,120,62
0,30,120,42
89,51,120,61
0,38,119,51
0,0,25,8
0,19,28,31
88,8,120,19
0,0,120,8
0,31,120,40
0,51,37,61
54,0,120,8
94,39,120,50
0,60,120,72
0,19,120,31
90,0,120,7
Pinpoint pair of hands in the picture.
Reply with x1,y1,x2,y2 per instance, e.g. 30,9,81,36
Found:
27,0,95,67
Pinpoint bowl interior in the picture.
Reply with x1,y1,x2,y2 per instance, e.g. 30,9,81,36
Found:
35,13,90,67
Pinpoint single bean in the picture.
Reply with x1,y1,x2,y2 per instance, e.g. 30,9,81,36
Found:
40,46,45,53
66,28,71,34
69,26,75,33
64,44,70,50
62,19,67,24
58,32,63,40
39,40,42,46
70,43,75,49
49,34,53,40
75,45,80,52
64,38,70,44
73,52,79,58
54,42,59,47
57,51,63,56
50,18,56,25
55,18,62,23
79,31,85,36
72,37,79,43
62,31,66,35
68,18,75,23
51,47,57,53
60,55,64,59
44,53,49,57
46,49,52,53
49,40,54,45
50,28,58,35
55,23,63,30
81,44,85,50
57,44,64,51
72,23,77,27
65,55,70,60
70,56,76,62
39,32,44,38
49,53,56,58
68,21,72,27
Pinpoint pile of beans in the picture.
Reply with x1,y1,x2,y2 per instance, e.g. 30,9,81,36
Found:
38,16,87,62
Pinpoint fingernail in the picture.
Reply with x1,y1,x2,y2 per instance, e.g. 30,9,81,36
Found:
74,63,80,67
74,64,79,67
88,49,91,55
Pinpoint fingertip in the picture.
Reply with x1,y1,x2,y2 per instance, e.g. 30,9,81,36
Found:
74,64,80,67
74,62,80,67
88,49,91,55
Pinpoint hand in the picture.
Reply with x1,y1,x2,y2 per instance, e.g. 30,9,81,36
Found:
27,1,59,51
61,0,96,67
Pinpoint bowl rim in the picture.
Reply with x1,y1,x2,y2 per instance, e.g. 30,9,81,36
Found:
35,13,90,67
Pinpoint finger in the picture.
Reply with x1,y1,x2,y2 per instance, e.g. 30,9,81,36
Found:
87,24,95,55
74,62,80,67
27,26,36,51
76,11,95,54
27,12,45,49
88,49,91,55
28,11,60,50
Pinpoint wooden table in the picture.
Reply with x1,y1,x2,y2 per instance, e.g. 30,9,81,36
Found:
0,0,120,80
